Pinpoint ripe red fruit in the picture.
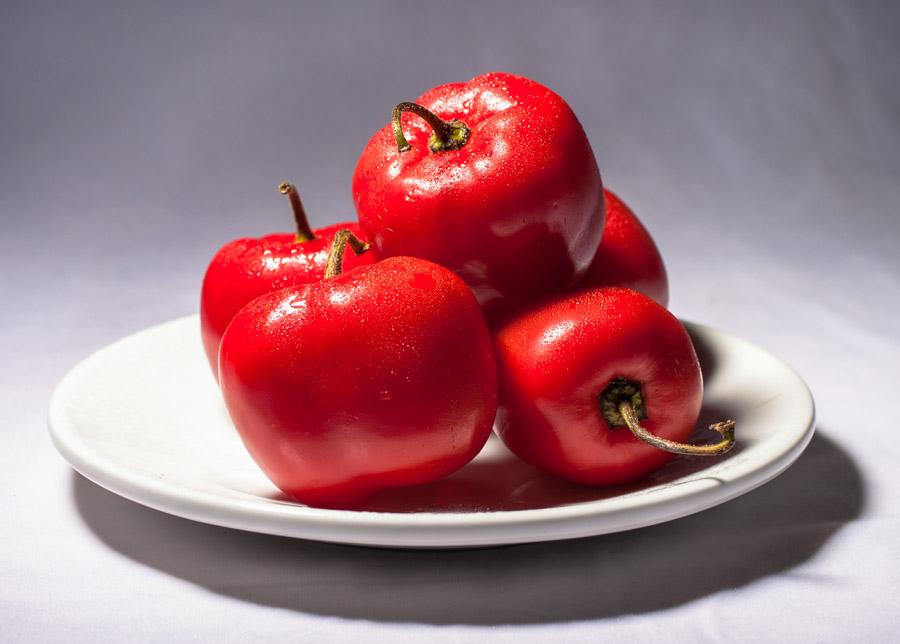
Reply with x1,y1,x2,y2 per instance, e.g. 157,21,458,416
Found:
575,190,669,306
353,72,604,317
492,287,733,486
218,232,498,508
200,183,375,378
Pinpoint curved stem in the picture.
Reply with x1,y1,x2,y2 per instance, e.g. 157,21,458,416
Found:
619,401,736,456
391,102,470,154
324,229,371,279
278,182,315,242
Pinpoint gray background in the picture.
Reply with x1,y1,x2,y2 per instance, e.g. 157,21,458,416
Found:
2,1,898,641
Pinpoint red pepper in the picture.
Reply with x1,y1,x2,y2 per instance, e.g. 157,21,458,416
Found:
200,183,375,378
492,287,734,485
352,72,604,316
575,189,669,306
219,231,498,508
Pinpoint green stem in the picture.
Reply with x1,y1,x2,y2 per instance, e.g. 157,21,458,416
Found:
619,401,736,457
278,182,316,242
324,229,371,279
599,377,735,456
391,102,471,154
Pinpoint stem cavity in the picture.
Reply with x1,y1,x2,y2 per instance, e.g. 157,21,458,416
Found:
600,377,736,457
278,182,316,243
391,102,471,154
324,229,371,279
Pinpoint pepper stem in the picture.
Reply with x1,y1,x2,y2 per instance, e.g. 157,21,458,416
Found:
599,377,735,456
619,401,736,457
278,182,316,243
391,102,471,154
324,229,371,279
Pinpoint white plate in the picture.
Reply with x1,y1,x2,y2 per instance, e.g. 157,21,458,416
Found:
49,315,814,548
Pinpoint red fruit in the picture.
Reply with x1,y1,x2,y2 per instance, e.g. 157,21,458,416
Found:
219,233,498,508
576,190,669,306
200,183,375,378
493,287,733,486
353,72,604,317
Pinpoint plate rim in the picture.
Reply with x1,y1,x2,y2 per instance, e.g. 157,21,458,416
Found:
49,315,816,547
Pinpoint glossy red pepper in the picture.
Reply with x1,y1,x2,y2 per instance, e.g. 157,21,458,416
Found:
200,183,375,378
218,232,498,508
575,189,669,306
492,287,734,486
352,72,604,316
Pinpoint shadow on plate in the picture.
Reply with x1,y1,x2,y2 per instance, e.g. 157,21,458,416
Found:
72,429,863,624
312,402,741,513
688,322,719,381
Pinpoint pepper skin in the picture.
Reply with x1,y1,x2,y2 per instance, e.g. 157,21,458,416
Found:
219,255,498,508
575,189,669,306
201,218,375,380
353,72,604,316
492,287,702,486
